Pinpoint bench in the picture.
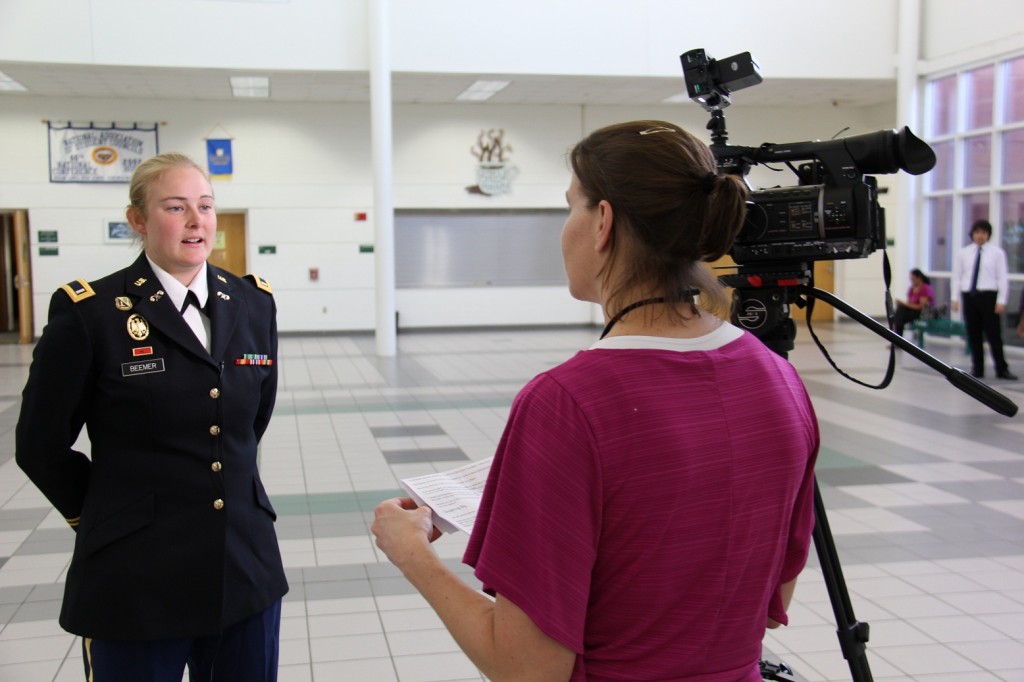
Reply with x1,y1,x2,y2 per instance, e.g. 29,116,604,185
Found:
908,318,970,354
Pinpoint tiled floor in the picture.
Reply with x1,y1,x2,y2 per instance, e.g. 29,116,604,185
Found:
1,320,1023,681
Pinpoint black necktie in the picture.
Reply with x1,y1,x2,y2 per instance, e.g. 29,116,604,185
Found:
180,290,205,315
969,246,982,292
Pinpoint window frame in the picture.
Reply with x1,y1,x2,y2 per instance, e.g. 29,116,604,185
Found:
922,53,1024,282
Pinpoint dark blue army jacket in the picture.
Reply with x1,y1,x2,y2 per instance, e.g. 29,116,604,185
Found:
16,253,288,640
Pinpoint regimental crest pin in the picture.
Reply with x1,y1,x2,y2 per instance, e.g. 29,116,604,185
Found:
216,291,230,301
149,290,165,302
115,296,132,311
127,313,150,341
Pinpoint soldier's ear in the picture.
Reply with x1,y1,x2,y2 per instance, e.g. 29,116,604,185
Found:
126,207,147,235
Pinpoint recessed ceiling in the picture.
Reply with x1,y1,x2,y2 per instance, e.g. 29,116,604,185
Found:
0,62,896,109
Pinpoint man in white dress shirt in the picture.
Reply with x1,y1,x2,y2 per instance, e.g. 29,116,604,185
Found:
951,219,1017,380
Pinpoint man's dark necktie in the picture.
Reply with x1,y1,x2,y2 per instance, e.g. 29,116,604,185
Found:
969,246,982,292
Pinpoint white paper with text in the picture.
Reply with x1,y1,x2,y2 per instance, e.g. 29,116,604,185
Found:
400,457,494,535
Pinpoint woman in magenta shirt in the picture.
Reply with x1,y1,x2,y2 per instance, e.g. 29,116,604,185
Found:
372,121,819,681
894,268,935,337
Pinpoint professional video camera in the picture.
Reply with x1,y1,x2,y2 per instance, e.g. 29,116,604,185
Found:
679,49,1018,682
681,48,935,266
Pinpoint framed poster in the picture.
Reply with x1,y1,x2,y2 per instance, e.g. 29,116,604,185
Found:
103,218,133,243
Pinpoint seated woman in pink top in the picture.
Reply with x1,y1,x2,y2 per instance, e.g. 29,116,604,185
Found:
372,120,820,681
893,268,936,337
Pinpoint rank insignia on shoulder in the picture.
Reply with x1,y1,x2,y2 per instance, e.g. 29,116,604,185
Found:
115,296,132,311
246,274,273,294
60,279,95,303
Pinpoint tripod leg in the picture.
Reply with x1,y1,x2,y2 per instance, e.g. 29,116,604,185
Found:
812,478,873,681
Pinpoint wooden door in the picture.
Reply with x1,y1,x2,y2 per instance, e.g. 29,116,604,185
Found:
811,260,835,321
706,255,736,321
209,213,247,277
0,214,11,332
13,210,33,343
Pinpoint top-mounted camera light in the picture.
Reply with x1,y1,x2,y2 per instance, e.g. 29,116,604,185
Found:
681,49,762,112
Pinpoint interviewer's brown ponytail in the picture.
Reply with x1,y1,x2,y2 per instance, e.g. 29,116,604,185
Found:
569,120,748,317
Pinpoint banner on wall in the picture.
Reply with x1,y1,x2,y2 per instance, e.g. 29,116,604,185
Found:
47,122,159,183
206,138,233,178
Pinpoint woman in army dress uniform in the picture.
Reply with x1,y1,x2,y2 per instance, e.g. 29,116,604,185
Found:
16,153,287,681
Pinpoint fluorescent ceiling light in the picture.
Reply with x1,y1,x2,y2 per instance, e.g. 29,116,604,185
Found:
456,80,510,102
0,71,28,92
230,75,270,98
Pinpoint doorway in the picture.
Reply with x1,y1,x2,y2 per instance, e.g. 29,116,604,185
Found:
209,212,247,277
0,211,32,344
811,260,835,321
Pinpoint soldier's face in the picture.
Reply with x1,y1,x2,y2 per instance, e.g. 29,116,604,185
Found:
131,166,216,285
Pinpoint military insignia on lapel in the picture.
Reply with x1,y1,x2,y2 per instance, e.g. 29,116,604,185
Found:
216,291,231,301
127,313,150,341
217,274,228,284
115,296,132,311
134,277,147,287
149,290,165,302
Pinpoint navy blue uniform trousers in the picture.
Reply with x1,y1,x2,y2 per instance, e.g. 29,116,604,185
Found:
82,599,281,682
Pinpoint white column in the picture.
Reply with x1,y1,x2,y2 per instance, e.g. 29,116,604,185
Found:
370,0,397,356
895,0,923,278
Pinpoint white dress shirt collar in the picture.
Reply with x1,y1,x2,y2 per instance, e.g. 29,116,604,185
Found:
145,257,209,312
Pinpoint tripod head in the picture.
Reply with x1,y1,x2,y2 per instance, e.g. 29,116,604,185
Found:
719,263,810,358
